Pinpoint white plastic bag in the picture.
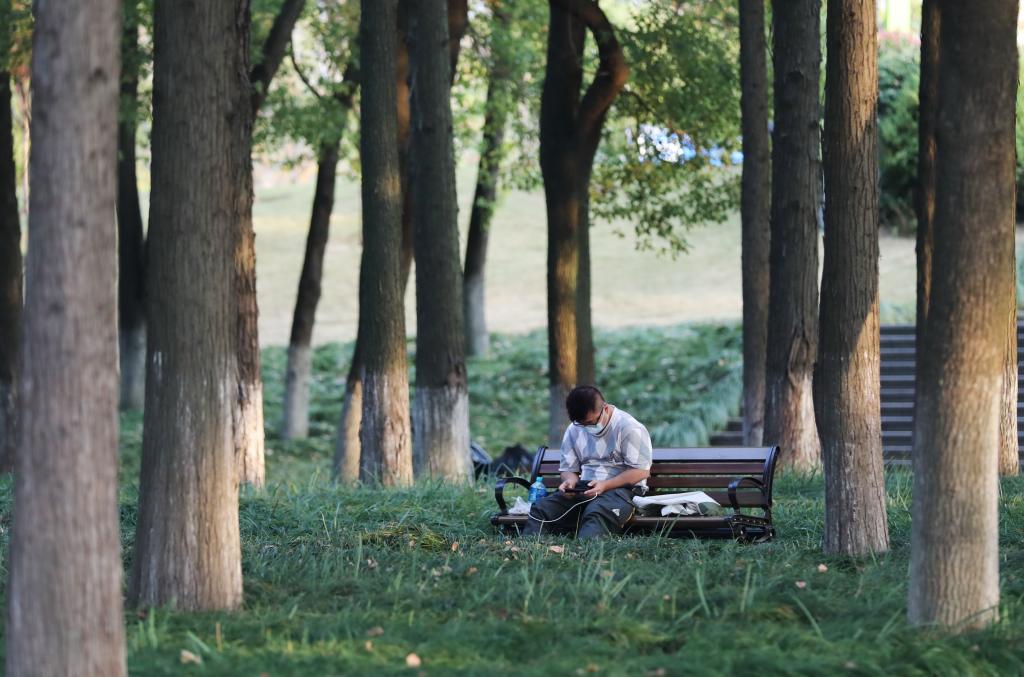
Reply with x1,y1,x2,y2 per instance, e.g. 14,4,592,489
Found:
508,496,532,515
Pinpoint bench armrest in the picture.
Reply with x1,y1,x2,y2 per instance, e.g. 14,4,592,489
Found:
727,476,766,514
494,476,532,515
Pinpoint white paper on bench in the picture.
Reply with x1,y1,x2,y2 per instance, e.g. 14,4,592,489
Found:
632,491,720,516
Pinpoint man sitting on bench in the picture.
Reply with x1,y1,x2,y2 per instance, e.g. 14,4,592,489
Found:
523,385,653,539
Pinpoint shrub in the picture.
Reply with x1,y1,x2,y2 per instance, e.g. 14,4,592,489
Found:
877,33,1024,233
877,32,920,233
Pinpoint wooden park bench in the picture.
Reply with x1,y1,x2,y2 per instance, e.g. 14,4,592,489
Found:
492,446,780,542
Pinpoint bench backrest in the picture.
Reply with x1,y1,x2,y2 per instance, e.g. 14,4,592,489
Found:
529,445,779,509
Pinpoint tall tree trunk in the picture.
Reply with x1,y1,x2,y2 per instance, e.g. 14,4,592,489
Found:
359,0,413,486
540,0,626,444
576,185,595,386
6,0,126,673
739,0,770,447
0,71,20,473
914,0,939,453
409,0,470,481
463,40,511,358
129,0,248,611
235,0,308,484
764,0,821,472
282,143,339,440
816,0,888,556
282,65,358,442
908,0,1016,631
541,5,584,443
338,0,467,476
118,12,147,411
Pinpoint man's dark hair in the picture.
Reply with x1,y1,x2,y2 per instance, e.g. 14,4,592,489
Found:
566,385,604,424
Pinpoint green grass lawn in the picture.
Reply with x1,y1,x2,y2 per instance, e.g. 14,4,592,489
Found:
5,324,1024,675
247,170,923,346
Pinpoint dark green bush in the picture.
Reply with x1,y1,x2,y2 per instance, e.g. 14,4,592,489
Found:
877,33,920,233
877,33,1024,233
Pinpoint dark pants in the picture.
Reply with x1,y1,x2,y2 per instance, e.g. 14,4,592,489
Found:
521,487,637,539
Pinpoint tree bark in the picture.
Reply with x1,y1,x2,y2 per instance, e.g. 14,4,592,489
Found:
0,70,20,473
908,0,1016,631
129,0,248,611
409,0,470,481
816,0,889,556
764,0,821,472
359,0,413,486
463,21,511,358
118,11,147,412
739,0,770,447
540,0,627,443
5,0,126,673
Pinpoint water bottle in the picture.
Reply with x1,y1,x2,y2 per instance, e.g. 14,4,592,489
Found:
528,476,547,504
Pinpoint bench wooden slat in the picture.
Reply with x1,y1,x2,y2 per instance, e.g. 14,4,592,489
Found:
539,447,774,464
537,461,767,476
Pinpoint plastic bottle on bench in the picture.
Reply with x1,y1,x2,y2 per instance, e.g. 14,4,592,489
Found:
528,476,547,504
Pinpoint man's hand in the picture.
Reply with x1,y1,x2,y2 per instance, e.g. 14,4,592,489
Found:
582,479,612,497
559,473,581,493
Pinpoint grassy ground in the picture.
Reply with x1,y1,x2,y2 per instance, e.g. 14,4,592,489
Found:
5,324,1024,675
248,170,922,346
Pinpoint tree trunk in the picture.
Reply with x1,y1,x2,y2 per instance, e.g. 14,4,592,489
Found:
359,0,413,486
129,0,248,611
914,0,939,455
118,12,147,412
236,0,308,484
409,0,470,481
908,0,1016,631
816,0,888,556
333,338,364,482
6,0,126,673
540,0,626,444
463,42,511,358
576,185,595,386
282,142,340,440
915,0,939,340
739,0,770,447
541,6,584,444
0,71,20,473
763,0,821,472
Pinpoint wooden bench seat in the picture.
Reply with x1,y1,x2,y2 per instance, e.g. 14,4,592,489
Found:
491,446,780,542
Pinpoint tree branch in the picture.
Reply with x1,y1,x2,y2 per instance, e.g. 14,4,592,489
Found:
550,0,628,143
251,0,307,115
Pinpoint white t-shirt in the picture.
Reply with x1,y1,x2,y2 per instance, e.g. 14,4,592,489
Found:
558,407,653,489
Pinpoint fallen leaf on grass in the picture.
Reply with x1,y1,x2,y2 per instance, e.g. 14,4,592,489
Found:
466,566,479,575
646,669,667,677
548,545,565,554
179,650,202,665
406,653,422,667
817,563,828,573
366,626,385,637
451,541,460,552
794,581,807,589
364,640,374,652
